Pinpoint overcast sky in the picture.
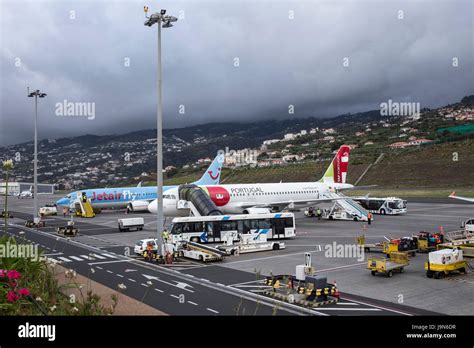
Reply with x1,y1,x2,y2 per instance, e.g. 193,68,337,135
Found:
0,0,473,146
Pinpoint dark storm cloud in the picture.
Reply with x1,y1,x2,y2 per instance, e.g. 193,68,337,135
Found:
0,0,473,146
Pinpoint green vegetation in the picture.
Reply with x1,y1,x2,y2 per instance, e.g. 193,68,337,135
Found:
0,236,118,315
162,139,474,198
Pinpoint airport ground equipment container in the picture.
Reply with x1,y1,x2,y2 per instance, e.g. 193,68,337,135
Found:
367,251,409,277
415,231,444,253
262,253,339,307
425,249,467,279
437,239,474,258
56,221,78,237
118,217,144,232
25,219,45,228
357,235,385,253
1,210,13,218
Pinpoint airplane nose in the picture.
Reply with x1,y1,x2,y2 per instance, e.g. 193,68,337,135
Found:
148,199,158,214
56,197,70,207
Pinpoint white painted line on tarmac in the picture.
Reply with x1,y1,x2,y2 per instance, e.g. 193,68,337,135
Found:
81,255,95,260
101,253,118,259
88,259,129,266
315,262,366,273
69,256,85,261
224,250,320,265
206,308,219,314
188,301,198,306
91,253,106,259
128,278,136,283
58,257,72,262
313,307,381,311
43,252,63,256
154,288,164,293
170,294,180,299
340,297,413,316
106,270,113,274
336,302,359,306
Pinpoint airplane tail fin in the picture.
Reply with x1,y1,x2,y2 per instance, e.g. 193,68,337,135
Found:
193,153,225,186
319,145,351,184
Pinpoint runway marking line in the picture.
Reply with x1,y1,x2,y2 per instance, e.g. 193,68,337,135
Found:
188,301,198,306
206,308,219,314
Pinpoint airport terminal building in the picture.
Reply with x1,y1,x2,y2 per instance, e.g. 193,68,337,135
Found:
0,181,55,196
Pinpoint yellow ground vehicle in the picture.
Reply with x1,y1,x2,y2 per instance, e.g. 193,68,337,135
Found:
425,249,467,279
367,251,409,277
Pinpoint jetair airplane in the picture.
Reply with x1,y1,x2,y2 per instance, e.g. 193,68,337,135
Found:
55,154,224,212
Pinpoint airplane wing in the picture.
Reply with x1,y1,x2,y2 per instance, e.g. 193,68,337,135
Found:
449,192,474,203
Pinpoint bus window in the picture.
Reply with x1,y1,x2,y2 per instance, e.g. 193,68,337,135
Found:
250,219,259,230
242,220,251,234
221,221,237,231
193,222,204,232
182,223,193,233
258,219,271,229
171,223,183,234
206,222,214,237
284,218,294,228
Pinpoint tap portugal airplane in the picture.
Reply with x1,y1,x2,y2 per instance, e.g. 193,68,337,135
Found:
55,154,224,212
149,145,354,216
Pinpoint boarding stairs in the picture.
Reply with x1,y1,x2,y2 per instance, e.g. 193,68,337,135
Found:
74,192,95,218
323,192,369,221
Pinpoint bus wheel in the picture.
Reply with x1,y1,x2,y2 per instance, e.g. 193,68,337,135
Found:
387,271,393,278
191,237,200,243
272,243,280,250
426,270,433,278
434,272,441,279
353,217,358,222
380,209,386,215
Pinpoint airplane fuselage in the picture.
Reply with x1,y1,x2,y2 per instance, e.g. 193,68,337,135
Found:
159,181,353,216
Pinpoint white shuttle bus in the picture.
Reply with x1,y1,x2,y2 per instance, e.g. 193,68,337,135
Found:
353,197,407,215
168,213,296,244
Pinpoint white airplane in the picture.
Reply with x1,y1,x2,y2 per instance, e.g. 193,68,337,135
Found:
18,186,33,199
449,192,474,203
149,145,354,216
56,154,224,212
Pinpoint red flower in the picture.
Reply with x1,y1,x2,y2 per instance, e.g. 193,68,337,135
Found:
7,290,20,302
0,269,6,277
18,288,30,297
6,270,21,280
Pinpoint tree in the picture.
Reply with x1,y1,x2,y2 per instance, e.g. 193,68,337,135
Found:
3,159,13,234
